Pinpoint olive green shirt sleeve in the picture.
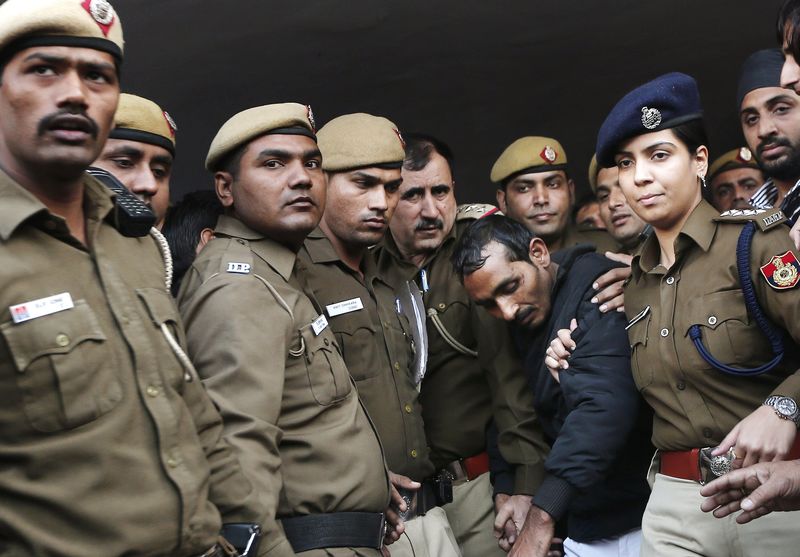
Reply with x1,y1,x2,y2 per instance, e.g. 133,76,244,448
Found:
751,227,800,400
475,306,549,495
179,270,296,557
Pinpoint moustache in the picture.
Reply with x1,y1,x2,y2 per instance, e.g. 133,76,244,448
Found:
415,218,444,231
37,110,99,139
757,136,792,157
514,306,534,325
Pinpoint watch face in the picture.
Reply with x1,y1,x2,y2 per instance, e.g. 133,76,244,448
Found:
777,397,798,416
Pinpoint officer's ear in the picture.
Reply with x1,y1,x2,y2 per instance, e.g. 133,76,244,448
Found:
567,178,576,205
528,237,551,268
214,171,234,209
496,187,507,213
694,145,709,180
197,227,215,254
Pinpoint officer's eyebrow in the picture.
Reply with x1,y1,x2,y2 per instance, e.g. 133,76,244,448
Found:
400,186,425,200
21,52,115,74
385,178,403,190
151,155,173,168
254,148,321,161
104,145,143,160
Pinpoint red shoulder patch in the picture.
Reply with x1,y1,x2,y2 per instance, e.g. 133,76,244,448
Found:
760,251,800,290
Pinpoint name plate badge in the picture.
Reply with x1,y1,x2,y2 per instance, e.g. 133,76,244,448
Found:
311,314,329,336
10,292,74,324
326,297,364,317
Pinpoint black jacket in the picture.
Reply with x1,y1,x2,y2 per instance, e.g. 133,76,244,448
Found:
512,245,653,542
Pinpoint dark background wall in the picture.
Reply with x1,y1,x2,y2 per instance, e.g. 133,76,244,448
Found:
117,0,785,204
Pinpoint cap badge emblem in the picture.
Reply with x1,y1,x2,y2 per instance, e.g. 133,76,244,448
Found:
760,251,800,290
641,106,662,130
540,145,557,163
163,111,178,136
81,0,115,36
306,105,316,132
738,147,753,162
394,128,406,148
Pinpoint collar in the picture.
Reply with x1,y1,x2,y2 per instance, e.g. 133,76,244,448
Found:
381,221,458,268
303,227,341,264
214,214,296,281
633,199,717,276
0,169,114,241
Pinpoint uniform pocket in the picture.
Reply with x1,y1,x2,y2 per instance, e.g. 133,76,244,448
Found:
628,310,653,390
332,316,380,381
300,324,352,406
0,300,120,432
136,287,186,389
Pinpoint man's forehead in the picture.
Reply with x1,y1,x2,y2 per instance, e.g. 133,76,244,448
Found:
741,86,794,111
13,44,116,67
509,169,566,186
246,132,319,154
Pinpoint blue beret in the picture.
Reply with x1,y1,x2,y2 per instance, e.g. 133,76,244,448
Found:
596,72,703,167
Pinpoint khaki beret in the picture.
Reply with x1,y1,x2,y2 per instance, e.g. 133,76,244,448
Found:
109,94,176,155
0,0,124,63
588,155,600,193
206,102,316,171
709,147,760,181
490,136,568,184
317,113,405,172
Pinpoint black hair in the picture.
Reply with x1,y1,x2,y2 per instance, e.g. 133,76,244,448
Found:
162,189,224,296
402,133,455,176
572,192,599,223
451,214,535,281
671,119,709,155
214,142,248,178
778,0,800,60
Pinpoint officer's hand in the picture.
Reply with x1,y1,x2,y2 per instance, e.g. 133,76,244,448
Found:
544,319,578,382
494,493,532,551
592,252,633,313
700,460,800,523
385,472,416,545
715,405,797,468
381,545,392,557
508,505,555,557
790,219,800,251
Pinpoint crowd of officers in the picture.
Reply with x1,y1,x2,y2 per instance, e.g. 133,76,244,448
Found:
5,0,800,556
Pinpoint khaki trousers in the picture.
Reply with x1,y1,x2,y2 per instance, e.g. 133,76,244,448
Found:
442,471,506,557
642,470,800,557
389,506,462,557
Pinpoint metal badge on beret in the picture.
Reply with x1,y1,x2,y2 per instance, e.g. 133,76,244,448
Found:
306,105,316,132
163,111,178,137
394,128,406,148
81,0,116,36
641,106,662,130
737,146,753,162
540,145,557,163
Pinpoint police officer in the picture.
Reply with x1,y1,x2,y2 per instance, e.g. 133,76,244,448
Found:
92,93,177,228
374,134,549,557
595,72,800,556
491,136,617,253
588,154,649,254
705,147,763,212
0,1,265,555
298,113,461,557
178,104,395,557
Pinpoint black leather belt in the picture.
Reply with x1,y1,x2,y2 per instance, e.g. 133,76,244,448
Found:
281,512,385,552
397,481,438,521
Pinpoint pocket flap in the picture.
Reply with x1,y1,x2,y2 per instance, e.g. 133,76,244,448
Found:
1,300,106,371
680,290,748,336
136,287,179,327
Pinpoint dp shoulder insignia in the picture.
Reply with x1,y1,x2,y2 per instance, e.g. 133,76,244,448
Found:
714,208,787,231
456,203,501,222
760,251,800,290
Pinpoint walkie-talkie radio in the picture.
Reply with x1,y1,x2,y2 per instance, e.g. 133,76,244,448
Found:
86,166,156,237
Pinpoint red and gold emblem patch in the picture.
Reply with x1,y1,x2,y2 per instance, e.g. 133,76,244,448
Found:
81,0,115,37
760,251,800,289
540,145,557,163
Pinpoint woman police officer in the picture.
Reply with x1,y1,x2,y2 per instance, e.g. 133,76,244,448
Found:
548,72,800,556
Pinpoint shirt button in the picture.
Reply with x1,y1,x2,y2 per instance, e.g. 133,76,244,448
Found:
146,385,160,397
44,220,57,230
660,328,669,337
323,338,329,346
438,303,446,310
703,428,714,439
708,316,717,326
404,403,413,413
676,381,686,390
55,333,70,347
166,456,179,468
666,276,675,285
410,449,418,458
394,362,401,371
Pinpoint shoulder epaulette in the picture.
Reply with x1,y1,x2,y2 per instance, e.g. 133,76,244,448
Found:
219,237,254,274
456,203,501,222
713,208,786,232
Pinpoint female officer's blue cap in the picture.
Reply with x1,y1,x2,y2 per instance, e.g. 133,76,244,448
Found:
596,72,703,167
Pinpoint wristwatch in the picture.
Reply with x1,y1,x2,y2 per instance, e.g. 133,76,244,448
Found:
764,395,800,428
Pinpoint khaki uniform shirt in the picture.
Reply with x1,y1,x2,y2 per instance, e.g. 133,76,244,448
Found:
0,172,262,556
373,217,548,495
298,228,432,481
625,200,800,451
178,216,390,557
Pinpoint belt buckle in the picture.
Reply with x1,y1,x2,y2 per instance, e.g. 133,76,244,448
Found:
698,446,735,485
